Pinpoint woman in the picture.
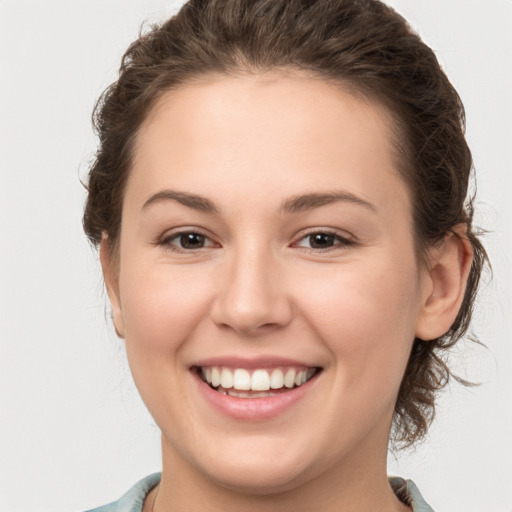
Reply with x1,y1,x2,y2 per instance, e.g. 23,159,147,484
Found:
82,0,486,510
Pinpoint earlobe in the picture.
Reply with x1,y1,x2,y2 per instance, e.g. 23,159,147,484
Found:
415,227,473,341
99,236,125,338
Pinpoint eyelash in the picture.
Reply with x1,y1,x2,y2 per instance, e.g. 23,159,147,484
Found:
158,230,217,253
157,229,356,253
293,229,357,252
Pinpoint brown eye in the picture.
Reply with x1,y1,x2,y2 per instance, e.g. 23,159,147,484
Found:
308,233,336,249
294,231,355,251
160,231,217,252
179,233,206,249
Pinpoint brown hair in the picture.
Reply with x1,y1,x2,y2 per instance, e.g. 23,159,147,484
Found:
83,0,488,448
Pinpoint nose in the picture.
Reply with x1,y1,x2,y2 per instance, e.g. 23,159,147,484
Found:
210,245,293,336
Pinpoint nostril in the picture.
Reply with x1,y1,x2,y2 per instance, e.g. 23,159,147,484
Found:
210,299,293,335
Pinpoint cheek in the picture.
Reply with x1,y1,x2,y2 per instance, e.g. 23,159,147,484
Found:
297,254,421,382
119,261,214,356
117,258,217,428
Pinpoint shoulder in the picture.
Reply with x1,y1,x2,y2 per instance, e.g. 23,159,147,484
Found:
389,477,435,512
83,473,161,512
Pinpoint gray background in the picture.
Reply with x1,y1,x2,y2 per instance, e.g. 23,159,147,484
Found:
1,1,511,511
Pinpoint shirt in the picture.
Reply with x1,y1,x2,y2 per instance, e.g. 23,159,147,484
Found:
85,472,434,512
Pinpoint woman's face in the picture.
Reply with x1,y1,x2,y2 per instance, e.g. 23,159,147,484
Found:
105,72,432,492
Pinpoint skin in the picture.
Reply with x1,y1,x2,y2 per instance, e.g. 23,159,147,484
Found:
101,71,472,512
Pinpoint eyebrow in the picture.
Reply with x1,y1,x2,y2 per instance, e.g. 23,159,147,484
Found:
142,190,221,215
280,191,377,214
141,189,377,215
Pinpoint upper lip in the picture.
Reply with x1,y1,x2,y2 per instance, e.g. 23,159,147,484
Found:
192,356,319,369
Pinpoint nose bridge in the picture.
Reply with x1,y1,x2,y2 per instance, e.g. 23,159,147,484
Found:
211,239,292,334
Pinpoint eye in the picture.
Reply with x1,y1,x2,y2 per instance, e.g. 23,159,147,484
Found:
159,230,217,252
294,231,355,251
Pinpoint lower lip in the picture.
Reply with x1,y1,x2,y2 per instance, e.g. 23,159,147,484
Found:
193,371,318,420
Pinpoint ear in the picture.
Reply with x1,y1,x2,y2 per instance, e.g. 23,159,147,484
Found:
415,226,473,341
99,236,125,338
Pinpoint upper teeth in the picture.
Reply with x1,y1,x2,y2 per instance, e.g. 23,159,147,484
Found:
200,366,316,391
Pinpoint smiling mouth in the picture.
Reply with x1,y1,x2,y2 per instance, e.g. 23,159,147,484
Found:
195,366,321,398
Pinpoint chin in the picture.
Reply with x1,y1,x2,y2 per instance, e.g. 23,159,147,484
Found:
201,455,311,496
167,429,315,495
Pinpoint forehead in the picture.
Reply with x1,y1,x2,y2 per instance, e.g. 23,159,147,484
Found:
137,71,397,155
128,71,409,218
